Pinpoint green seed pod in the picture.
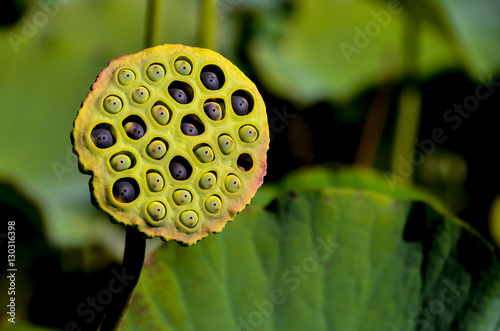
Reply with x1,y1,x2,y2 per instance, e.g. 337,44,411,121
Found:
132,86,150,103
146,172,164,192
225,174,241,193
205,195,222,214
147,64,165,82
124,122,145,140
173,189,192,206
146,140,167,159
110,154,132,171
194,146,214,163
117,68,135,86
218,134,234,155
238,125,258,143
91,128,114,149
204,102,222,121
199,172,216,189
72,44,269,245
175,60,192,75
169,88,188,104
151,105,170,125
179,210,198,228
147,201,166,221
103,95,123,114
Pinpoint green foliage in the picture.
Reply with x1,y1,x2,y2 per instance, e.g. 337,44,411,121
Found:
247,0,500,104
118,167,500,330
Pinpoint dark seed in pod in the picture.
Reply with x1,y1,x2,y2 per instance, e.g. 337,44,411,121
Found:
113,181,135,203
181,123,199,136
203,102,222,121
231,96,248,115
91,128,114,148
124,122,145,139
169,88,188,104
200,72,219,90
169,162,187,180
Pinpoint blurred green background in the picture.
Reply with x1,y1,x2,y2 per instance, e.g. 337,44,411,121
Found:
1,0,500,328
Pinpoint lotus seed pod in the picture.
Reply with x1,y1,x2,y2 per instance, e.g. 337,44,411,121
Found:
218,134,234,155
194,146,214,163
169,88,188,104
179,210,198,228
113,180,136,203
147,63,165,82
72,44,269,245
175,59,192,75
132,86,150,103
91,128,114,148
173,189,192,206
225,174,241,193
231,95,248,115
205,195,222,214
181,123,199,136
103,95,123,114
110,154,132,171
147,201,166,221
146,172,164,192
124,122,145,140
117,69,135,86
200,71,219,90
151,105,170,125
169,162,187,180
146,140,167,159
204,102,222,121
239,125,258,143
199,172,216,189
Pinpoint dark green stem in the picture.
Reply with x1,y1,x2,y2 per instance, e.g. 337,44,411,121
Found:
198,0,218,49
99,228,146,330
144,0,162,48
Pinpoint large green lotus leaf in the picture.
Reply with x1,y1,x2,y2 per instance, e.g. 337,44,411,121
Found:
121,188,500,330
247,0,500,104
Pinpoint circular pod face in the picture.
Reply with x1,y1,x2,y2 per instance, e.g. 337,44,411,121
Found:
71,44,269,245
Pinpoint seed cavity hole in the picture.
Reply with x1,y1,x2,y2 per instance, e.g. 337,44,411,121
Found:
91,123,116,149
181,114,205,136
112,178,139,203
231,90,254,116
200,65,225,90
237,153,254,172
168,81,194,104
169,156,192,181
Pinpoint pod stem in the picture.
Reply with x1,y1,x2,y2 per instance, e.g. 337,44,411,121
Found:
144,0,162,48
198,0,218,50
390,15,421,184
99,227,147,330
